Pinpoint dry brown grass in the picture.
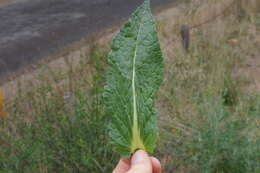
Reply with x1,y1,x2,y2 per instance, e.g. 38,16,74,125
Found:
154,0,260,171
241,0,260,14
156,0,260,92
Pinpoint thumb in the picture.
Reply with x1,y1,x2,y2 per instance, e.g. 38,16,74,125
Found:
127,150,152,173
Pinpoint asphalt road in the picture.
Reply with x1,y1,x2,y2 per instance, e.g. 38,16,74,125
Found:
0,0,175,79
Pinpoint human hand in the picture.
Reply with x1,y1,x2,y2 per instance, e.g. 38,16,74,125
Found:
113,150,161,173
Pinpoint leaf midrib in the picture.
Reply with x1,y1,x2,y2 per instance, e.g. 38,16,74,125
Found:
131,8,146,152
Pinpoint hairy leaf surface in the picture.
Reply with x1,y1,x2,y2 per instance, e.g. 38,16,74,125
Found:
104,0,163,157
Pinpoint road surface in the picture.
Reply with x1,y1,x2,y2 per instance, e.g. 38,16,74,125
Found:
0,0,175,79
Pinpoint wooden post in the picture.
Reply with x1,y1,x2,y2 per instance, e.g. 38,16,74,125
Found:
180,24,190,53
236,0,246,21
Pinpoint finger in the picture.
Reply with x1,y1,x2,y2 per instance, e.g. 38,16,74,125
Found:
127,150,152,173
113,159,131,173
150,157,161,173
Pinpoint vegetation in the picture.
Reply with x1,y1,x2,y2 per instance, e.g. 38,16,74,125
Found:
0,45,118,172
0,90,9,119
158,37,260,172
0,0,259,172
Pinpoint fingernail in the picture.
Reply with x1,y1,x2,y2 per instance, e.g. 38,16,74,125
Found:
132,150,146,164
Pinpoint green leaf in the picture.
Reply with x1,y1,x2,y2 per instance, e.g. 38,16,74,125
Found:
104,0,164,157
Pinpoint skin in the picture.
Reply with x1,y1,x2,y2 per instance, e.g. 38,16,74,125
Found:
113,150,161,173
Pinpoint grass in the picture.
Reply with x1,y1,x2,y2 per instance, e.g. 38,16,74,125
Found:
1,0,260,172
0,44,118,172
158,45,260,172
156,1,260,172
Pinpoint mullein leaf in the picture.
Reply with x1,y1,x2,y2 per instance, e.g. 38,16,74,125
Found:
104,0,163,157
